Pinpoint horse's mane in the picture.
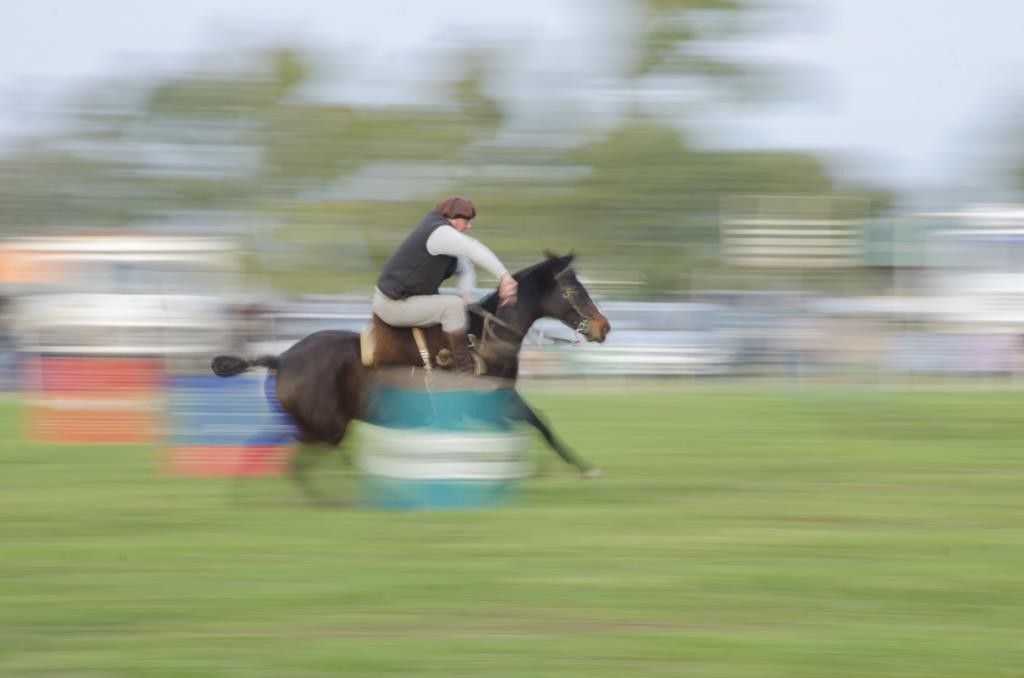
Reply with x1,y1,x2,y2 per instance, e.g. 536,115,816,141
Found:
477,253,574,311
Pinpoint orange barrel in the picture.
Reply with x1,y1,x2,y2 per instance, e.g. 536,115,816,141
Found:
22,355,164,444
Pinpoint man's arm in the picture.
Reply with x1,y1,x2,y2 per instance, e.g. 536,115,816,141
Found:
426,225,508,280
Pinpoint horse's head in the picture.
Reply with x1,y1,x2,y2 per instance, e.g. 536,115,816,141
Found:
535,251,610,343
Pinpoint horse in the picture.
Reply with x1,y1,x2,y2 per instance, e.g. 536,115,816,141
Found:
211,252,611,489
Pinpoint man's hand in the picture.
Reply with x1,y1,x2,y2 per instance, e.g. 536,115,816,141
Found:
499,273,518,306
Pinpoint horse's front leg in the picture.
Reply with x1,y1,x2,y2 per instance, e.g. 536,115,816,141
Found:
504,390,601,478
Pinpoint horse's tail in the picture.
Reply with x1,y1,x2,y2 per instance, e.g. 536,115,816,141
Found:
211,354,279,377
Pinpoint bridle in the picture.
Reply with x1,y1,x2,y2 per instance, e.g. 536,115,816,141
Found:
553,266,594,339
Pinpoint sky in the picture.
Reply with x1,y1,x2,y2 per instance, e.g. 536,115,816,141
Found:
3,0,1024,204
705,0,1024,202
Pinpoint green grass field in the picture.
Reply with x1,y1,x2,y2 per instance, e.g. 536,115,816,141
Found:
3,385,1024,677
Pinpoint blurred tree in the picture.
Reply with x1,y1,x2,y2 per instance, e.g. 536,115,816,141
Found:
436,0,894,294
633,0,747,79
446,118,879,293
0,47,508,291
0,6,895,296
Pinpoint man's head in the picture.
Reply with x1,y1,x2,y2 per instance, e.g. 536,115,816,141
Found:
436,196,476,232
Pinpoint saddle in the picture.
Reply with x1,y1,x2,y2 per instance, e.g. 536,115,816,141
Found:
360,315,485,374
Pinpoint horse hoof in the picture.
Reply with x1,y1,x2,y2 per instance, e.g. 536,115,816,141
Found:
580,467,602,480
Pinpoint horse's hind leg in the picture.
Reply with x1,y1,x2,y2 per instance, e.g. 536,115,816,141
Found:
228,381,300,503
289,419,352,505
290,442,332,502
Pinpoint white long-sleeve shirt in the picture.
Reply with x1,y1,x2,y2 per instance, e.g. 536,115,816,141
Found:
426,225,508,296
453,256,476,298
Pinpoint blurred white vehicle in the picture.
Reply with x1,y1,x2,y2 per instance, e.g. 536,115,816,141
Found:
3,235,243,356
243,295,372,356
522,301,738,377
240,294,740,378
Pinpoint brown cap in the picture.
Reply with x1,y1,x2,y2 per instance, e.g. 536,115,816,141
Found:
435,196,476,220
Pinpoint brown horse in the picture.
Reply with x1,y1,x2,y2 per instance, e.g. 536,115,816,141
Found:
211,252,610,484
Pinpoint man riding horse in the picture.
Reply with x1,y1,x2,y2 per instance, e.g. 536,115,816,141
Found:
211,200,612,483
372,196,518,374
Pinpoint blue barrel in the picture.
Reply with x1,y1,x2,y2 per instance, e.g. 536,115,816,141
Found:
167,373,294,447
163,372,296,475
355,371,530,509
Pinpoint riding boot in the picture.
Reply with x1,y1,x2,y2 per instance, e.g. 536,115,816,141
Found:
443,329,475,375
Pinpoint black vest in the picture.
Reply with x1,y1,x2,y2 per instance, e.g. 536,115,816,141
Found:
377,211,459,300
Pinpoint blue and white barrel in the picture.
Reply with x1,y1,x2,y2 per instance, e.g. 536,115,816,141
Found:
355,371,530,509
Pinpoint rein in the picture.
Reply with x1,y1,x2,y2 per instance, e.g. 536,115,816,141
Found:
467,303,524,339
466,303,526,372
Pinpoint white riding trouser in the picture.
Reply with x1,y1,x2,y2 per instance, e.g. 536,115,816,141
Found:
372,288,467,332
